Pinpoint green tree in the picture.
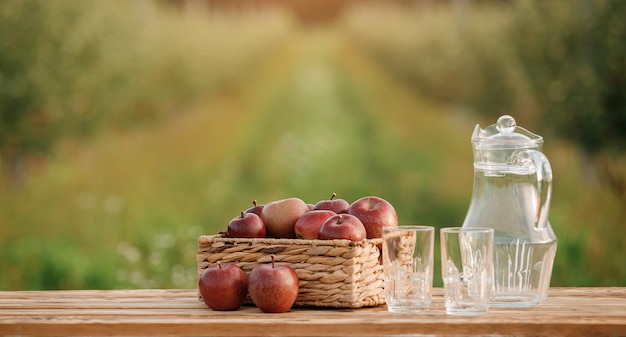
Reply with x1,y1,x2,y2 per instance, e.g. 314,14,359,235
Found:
0,1,127,185
508,0,626,196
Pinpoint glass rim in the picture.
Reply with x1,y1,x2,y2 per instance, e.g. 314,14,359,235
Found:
440,227,493,234
383,225,435,231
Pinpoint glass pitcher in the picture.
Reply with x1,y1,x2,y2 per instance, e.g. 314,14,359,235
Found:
461,115,557,308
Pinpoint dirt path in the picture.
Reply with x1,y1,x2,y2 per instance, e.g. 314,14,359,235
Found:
221,25,473,209
214,27,404,201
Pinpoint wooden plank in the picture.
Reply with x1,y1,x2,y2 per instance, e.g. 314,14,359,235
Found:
0,288,624,336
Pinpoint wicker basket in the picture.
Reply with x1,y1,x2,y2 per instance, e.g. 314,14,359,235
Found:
197,234,385,308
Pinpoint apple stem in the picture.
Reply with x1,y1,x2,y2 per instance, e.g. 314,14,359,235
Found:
252,200,258,207
331,193,337,200
240,210,245,218
271,255,275,269
217,262,222,270
337,214,343,224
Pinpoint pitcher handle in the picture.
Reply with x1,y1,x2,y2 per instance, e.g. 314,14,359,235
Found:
518,150,553,228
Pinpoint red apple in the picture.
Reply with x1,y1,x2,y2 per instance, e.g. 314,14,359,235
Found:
318,214,367,241
248,256,299,313
294,210,336,239
198,263,247,311
245,200,264,217
348,196,398,239
314,193,350,214
306,203,315,211
261,197,309,238
227,211,266,238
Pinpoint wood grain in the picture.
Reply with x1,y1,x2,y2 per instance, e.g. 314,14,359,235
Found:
0,288,624,336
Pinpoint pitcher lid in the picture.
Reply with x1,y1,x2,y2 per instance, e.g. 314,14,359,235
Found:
472,115,543,149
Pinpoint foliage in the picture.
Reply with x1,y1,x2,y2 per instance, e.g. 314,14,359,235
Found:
344,1,626,147
0,0,292,186
0,0,295,290
508,1,626,154
343,0,626,194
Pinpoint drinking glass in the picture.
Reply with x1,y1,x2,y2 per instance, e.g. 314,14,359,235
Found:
382,225,434,313
440,227,494,316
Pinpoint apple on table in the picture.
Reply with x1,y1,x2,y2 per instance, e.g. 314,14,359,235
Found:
198,263,247,311
248,256,299,313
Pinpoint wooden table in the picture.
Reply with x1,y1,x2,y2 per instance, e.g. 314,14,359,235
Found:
1,287,624,336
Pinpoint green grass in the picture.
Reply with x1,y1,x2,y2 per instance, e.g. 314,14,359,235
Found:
1,3,624,291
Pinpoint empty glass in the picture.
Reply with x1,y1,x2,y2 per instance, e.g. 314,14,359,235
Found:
440,227,494,316
382,225,434,313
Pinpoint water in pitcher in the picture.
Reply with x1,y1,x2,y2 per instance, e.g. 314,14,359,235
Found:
465,168,557,307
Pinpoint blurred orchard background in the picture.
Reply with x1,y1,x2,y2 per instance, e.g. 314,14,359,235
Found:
1,0,624,290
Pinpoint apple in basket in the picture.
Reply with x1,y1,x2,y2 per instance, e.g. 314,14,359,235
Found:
348,196,398,239
245,200,264,217
313,193,350,214
248,256,299,313
199,263,247,311
227,211,266,238
294,210,336,240
318,214,367,241
261,197,309,238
